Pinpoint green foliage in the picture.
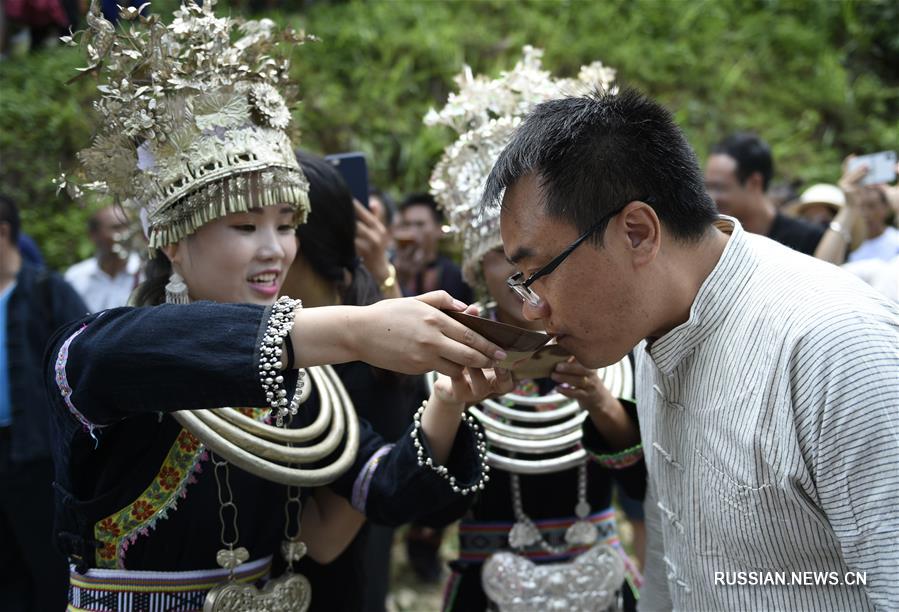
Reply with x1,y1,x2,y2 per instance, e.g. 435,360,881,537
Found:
0,47,97,267
1,0,896,270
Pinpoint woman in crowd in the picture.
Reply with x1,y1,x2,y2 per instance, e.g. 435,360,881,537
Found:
281,150,428,611
49,4,509,610
425,48,646,612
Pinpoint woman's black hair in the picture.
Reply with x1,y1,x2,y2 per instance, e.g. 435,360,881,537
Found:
132,250,170,306
295,150,381,307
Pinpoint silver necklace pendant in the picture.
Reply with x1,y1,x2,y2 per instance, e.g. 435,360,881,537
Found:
564,519,599,547
508,519,542,549
215,546,249,570
203,572,312,612
281,539,307,564
482,544,625,612
574,499,591,519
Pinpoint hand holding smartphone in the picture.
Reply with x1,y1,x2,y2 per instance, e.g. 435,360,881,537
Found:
325,152,369,208
846,151,897,186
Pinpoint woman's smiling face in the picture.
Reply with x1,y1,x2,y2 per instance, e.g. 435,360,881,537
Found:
165,204,298,305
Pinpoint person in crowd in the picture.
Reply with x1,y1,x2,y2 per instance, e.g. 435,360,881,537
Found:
65,204,142,312
0,194,86,612
815,159,899,301
367,187,400,279
2,0,75,52
786,183,846,227
847,187,899,263
394,192,474,303
392,192,475,582
354,192,401,300
784,182,866,253
281,150,428,612
482,88,899,610
47,5,511,610
705,132,824,254
17,233,45,266
369,187,397,232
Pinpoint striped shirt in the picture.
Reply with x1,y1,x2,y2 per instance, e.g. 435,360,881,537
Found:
638,218,899,611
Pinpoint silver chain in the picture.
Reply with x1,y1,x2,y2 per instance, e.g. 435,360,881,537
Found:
282,413,304,571
509,462,591,554
212,452,241,576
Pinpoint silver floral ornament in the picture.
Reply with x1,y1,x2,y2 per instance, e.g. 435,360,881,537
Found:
248,83,291,130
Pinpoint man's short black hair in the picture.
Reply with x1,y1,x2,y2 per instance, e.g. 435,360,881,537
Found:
482,88,718,244
399,192,444,224
712,132,773,191
0,193,21,244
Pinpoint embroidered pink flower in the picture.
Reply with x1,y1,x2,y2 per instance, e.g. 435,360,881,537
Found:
158,466,182,491
131,499,155,521
98,542,117,561
97,518,121,537
177,431,200,453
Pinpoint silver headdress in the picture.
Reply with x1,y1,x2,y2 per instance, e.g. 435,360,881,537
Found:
425,46,617,287
60,0,311,252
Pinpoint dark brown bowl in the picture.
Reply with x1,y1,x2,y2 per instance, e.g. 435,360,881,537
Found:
442,310,552,367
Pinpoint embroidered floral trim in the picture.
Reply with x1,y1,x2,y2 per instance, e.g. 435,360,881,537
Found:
587,443,644,470
55,324,103,440
94,409,268,568
351,444,394,513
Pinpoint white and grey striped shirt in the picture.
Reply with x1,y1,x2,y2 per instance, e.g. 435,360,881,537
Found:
638,218,899,611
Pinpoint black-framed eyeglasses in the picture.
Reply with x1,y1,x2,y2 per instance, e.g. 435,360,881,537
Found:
506,204,628,308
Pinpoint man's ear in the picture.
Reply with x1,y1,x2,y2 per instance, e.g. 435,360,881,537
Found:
620,201,660,266
745,171,765,194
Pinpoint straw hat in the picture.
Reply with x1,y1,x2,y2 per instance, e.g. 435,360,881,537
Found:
785,183,846,217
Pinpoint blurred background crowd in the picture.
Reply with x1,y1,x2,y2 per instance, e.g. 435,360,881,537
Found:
0,0,896,610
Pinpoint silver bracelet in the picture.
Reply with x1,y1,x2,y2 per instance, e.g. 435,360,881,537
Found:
259,296,305,426
411,400,490,495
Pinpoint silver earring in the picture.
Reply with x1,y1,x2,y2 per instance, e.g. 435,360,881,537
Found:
165,271,190,304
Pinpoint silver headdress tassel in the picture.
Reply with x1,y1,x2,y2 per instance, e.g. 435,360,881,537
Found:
425,46,617,289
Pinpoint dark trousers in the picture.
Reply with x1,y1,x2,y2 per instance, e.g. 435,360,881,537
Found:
0,431,68,612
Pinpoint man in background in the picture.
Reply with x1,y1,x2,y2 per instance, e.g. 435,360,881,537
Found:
705,132,824,255
65,204,141,312
393,193,474,303
0,194,86,611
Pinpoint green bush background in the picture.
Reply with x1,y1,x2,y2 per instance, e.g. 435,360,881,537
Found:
1,0,896,270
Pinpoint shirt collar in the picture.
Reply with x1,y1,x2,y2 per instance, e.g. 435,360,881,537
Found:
90,252,140,279
125,252,141,275
645,216,758,375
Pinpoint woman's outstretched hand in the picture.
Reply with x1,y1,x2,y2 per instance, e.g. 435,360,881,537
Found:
354,291,507,377
291,291,508,378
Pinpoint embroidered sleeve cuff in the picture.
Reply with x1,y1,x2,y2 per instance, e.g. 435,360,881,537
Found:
587,443,644,469
55,322,103,440
581,398,643,469
351,443,394,513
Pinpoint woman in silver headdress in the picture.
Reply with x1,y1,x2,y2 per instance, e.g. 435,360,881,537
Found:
426,48,645,612
48,3,510,610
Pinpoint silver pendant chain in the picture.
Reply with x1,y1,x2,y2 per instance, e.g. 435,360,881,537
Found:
281,413,308,569
508,461,598,554
212,452,249,574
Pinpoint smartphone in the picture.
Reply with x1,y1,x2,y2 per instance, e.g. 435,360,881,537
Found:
324,152,369,208
847,151,897,186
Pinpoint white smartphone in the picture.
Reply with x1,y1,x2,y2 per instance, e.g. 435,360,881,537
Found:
847,150,897,186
